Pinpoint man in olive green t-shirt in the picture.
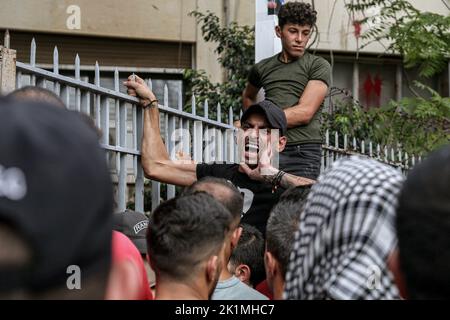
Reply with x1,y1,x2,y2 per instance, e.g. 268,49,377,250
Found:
242,2,331,180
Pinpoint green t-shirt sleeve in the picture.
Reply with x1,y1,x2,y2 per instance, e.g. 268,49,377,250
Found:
247,64,262,88
309,57,331,87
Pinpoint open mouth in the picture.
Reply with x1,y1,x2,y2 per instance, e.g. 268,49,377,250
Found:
245,142,259,154
244,140,259,166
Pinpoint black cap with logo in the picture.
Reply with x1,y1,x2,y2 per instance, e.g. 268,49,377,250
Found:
113,210,148,255
240,100,288,136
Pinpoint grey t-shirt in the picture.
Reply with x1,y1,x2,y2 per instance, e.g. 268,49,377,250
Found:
211,276,269,300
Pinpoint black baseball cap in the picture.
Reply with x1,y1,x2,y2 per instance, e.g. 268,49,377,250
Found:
0,98,113,293
241,100,287,136
113,210,148,255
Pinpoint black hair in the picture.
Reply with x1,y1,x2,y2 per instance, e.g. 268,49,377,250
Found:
396,145,450,299
277,1,317,29
7,86,65,108
266,186,310,277
184,177,243,222
147,192,233,281
229,223,265,287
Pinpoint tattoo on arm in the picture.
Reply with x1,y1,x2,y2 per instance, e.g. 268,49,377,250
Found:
280,172,315,188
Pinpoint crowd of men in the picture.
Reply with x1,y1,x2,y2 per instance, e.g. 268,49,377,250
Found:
0,1,449,300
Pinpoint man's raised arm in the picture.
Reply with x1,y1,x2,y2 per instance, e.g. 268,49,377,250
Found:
124,75,197,187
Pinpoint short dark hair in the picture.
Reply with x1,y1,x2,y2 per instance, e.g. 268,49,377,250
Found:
229,223,265,287
396,145,450,299
277,1,317,29
7,86,65,108
266,186,310,277
147,192,233,281
184,177,243,222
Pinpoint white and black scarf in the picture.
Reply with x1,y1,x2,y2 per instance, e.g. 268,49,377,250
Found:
284,156,404,300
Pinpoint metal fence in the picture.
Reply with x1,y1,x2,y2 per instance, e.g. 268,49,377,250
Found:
0,31,420,213
0,31,237,213
321,130,421,175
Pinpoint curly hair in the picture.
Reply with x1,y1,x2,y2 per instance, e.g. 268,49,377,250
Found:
277,1,317,29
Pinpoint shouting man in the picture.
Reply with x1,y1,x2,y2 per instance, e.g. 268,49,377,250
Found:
124,75,314,235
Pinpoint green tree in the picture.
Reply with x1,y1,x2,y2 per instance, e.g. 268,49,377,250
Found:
346,0,450,80
184,11,254,121
322,0,450,155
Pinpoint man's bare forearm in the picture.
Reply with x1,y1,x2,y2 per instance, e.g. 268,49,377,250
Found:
284,80,328,128
260,168,315,188
141,107,170,174
141,105,198,186
279,172,315,188
143,107,169,159
284,105,315,128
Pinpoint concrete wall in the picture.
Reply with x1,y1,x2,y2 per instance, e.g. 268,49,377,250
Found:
0,0,255,84
253,0,449,54
0,0,197,41
0,0,447,83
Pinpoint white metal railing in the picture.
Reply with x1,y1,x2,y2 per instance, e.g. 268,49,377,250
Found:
0,31,421,213
4,32,236,213
321,129,421,175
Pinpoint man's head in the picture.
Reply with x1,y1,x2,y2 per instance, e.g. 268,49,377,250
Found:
396,145,450,299
184,177,244,260
114,210,149,255
227,223,265,288
240,100,287,167
276,2,317,59
147,192,233,299
113,210,156,289
0,98,113,299
7,86,66,108
265,186,310,299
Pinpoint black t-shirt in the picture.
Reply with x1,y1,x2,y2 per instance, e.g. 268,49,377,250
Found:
196,163,284,236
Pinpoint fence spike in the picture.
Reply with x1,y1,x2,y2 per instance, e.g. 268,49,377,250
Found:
178,84,183,111
94,61,100,86
334,131,339,148
114,67,119,92
75,54,80,80
147,78,153,91
228,107,234,126
164,84,169,107
192,95,196,116
344,134,348,150
217,103,221,122
204,99,209,119
369,141,373,157
4,30,10,49
361,140,365,154
30,38,36,66
404,152,409,169
53,46,59,74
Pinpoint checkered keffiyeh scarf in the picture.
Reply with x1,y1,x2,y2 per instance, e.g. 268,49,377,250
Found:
284,156,404,300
